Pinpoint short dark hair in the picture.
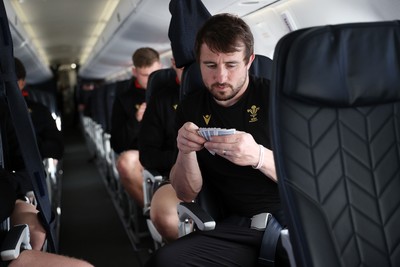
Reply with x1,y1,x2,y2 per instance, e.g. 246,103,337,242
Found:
14,57,26,80
132,47,160,68
195,13,254,64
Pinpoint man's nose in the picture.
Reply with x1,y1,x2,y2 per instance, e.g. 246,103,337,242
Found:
215,66,228,83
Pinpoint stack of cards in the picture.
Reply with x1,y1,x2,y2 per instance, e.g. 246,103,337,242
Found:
197,127,236,155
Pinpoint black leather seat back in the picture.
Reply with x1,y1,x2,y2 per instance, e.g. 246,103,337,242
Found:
270,21,400,267
104,83,117,133
179,62,204,101
146,68,177,103
249,54,272,80
168,0,211,68
90,84,107,129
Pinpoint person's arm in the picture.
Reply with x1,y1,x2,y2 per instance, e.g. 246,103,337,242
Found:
256,147,277,182
204,131,277,182
170,122,206,202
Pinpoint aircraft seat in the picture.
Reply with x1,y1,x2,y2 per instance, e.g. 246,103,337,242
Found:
90,84,109,178
270,20,400,267
178,61,204,102
249,55,273,81
140,67,179,249
146,68,178,103
142,68,178,213
106,79,131,195
102,82,118,191
176,55,292,266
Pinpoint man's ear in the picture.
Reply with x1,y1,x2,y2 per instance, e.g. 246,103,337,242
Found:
247,54,255,70
132,67,137,77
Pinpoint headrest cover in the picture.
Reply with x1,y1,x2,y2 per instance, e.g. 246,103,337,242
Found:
146,68,177,103
283,21,400,106
180,62,205,101
168,0,211,68
250,55,273,80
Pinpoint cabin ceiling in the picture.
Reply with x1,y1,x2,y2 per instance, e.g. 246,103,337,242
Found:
8,0,398,84
5,0,278,83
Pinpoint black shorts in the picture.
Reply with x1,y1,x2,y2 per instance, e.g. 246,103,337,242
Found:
157,177,171,189
151,177,171,195
145,212,289,267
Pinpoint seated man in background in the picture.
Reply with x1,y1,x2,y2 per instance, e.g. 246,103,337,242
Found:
138,58,183,243
146,13,288,266
0,97,93,267
14,57,64,160
110,47,162,207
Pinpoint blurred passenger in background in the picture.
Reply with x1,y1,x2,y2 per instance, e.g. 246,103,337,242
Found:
110,47,162,207
14,57,64,160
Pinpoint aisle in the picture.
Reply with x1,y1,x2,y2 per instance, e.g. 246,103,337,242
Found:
58,127,142,267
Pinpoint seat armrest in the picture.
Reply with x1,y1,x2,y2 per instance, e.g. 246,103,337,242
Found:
280,229,296,267
0,224,32,261
143,169,163,184
142,169,164,215
177,202,216,231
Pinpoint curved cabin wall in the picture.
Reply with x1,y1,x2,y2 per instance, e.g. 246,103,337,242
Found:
244,0,400,59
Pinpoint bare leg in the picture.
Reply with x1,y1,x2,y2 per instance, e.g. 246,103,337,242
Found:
117,150,144,207
150,184,181,243
9,250,93,267
11,201,46,250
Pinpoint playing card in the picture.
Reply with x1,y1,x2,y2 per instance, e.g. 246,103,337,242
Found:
197,127,236,155
217,128,236,136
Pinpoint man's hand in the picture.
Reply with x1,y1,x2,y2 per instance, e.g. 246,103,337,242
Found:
204,131,259,166
177,122,206,154
171,122,206,201
136,102,147,121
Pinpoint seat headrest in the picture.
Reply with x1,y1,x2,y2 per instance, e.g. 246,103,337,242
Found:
250,55,273,80
168,0,211,69
179,62,205,101
278,21,400,106
146,68,177,103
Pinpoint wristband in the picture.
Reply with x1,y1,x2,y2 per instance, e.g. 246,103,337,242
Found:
252,144,265,170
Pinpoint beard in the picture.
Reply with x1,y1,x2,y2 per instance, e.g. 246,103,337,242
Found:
209,75,247,102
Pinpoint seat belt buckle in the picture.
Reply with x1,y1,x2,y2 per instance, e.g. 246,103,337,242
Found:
0,224,32,261
251,213,271,231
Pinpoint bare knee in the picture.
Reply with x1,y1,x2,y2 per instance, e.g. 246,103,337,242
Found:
116,150,140,178
150,184,181,242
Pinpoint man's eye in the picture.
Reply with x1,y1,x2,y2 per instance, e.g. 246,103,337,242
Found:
205,64,216,69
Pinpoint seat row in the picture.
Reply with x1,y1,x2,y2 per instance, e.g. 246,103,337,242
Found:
79,79,154,249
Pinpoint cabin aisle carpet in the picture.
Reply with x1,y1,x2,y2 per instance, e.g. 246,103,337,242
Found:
59,126,143,267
